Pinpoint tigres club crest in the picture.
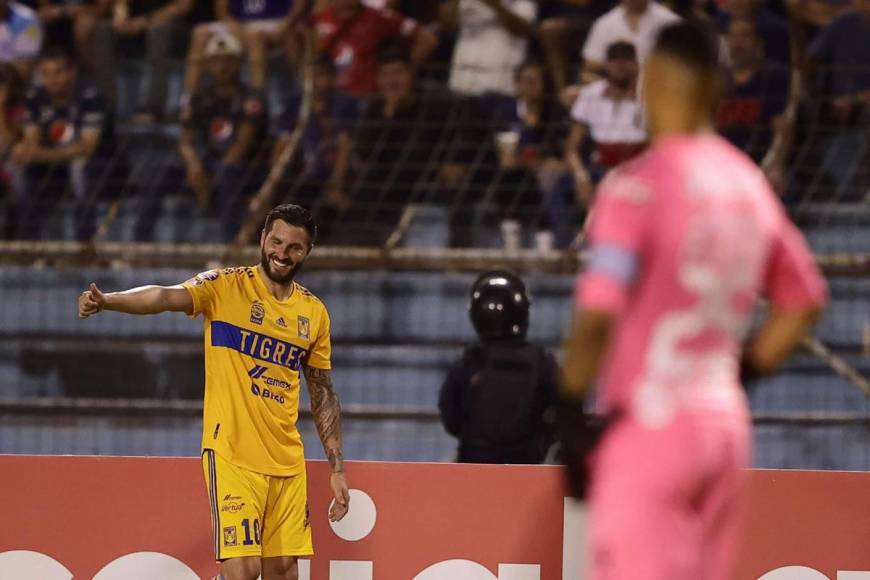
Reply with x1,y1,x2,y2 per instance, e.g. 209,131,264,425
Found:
250,301,265,325
297,316,310,340
223,526,238,547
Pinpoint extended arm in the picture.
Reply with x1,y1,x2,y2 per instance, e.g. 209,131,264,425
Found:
78,282,193,318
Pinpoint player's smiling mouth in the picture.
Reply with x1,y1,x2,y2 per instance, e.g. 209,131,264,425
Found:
271,257,292,270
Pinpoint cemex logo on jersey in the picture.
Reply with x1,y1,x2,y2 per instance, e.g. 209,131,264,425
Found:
248,364,291,390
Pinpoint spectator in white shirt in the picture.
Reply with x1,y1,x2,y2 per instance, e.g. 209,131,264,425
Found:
441,0,537,96
0,0,43,81
566,40,647,204
581,0,679,82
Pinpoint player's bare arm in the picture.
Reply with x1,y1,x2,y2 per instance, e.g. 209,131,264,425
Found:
743,306,823,378
556,309,615,499
560,310,614,400
78,283,193,318
303,365,350,522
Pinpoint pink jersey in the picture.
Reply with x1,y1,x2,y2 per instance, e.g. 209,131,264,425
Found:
577,133,827,425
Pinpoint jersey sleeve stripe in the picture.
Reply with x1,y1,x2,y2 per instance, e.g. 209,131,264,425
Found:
586,244,639,285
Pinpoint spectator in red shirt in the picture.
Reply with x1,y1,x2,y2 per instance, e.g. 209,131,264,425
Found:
314,0,438,97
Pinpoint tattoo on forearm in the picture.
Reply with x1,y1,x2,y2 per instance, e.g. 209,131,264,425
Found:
304,367,344,472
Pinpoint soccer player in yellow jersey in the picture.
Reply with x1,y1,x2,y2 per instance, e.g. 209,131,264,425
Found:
77,204,349,580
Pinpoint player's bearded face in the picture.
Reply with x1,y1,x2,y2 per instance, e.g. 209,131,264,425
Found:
260,245,304,284
259,222,311,285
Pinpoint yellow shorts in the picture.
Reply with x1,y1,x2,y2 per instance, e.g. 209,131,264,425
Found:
202,449,313,560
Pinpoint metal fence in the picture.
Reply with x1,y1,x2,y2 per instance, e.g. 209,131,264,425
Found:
1,59,869,251
1,19,868,467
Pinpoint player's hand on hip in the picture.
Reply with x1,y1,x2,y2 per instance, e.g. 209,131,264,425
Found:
328,471,350,522
78,282,106,319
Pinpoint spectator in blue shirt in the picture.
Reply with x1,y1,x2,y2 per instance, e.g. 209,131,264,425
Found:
275,57,356,233
805,0,870,201
11,48,122,240
809,2,870,120
488,59,570,248
0,0,43,81
238,56,358,244
716,0,791,66
717,16,794,192
784,0,852,41
134,32,268,242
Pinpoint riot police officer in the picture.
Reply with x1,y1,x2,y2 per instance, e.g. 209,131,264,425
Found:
438,270,559,464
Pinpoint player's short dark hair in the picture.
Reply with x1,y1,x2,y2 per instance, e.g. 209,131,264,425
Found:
263,204,318,247
38,46,75,67
653,21,720,75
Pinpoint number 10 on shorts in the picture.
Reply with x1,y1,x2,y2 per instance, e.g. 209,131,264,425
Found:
241,518,261,546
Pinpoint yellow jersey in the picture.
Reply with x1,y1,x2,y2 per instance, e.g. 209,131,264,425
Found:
183,266,331,476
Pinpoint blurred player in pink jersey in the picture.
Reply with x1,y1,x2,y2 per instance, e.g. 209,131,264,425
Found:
558,22,828,580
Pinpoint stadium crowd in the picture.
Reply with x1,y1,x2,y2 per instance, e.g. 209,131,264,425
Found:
0,0,867,246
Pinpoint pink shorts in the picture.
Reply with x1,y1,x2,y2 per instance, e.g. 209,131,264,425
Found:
587,409,750,580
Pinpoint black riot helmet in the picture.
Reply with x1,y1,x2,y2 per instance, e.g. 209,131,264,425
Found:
469,270,531,341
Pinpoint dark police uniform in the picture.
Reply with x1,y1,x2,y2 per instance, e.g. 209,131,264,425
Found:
439,340,558,463
438,270,558,464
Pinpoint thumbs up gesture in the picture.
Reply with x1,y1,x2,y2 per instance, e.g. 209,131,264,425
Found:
78,282,106,319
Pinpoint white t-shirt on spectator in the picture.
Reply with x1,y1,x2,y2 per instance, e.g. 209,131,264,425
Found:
449,0,537,96
0,1,42,62
582,1,679,64
571,80,646,144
